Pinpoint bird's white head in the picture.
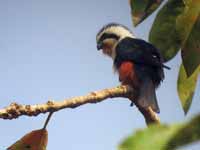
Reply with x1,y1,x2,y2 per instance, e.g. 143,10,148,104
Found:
96,23,134,59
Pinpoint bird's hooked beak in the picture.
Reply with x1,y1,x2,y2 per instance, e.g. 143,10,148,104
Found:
97,41,103,50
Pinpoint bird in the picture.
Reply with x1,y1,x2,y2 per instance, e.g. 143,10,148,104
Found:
96,23,170,113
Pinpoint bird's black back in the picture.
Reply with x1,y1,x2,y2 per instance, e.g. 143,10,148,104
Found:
114,37,165,88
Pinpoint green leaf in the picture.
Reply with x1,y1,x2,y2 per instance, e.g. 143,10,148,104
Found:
149,0,185,62
176,0,200,45
129,0,163,26
177,0,200,76
182,18,200,76
177,64,200,114
150,0,200,74
119,114,200,150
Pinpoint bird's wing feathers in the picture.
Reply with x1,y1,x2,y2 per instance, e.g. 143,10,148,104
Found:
138,78,160,113
115,38,166,69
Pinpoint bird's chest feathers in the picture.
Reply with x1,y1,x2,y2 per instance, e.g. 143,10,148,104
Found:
118,61,138,86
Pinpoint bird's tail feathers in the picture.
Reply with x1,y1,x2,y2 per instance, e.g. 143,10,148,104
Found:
137,79,160,113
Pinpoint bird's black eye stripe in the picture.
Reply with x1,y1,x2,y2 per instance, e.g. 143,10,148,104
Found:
99,33,119,43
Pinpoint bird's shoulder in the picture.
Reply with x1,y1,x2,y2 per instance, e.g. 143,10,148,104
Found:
115,37,164,68
116,37,160,55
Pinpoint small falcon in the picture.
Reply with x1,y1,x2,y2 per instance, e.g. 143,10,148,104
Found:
96,23,170,113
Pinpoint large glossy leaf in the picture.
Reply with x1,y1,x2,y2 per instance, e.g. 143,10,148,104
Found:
7,129,48,150
150,0,200,74
129,0,163,26
176,0,200,45
149,0,185,62
181,14,200,76
177,64,200,114
119,114,200,150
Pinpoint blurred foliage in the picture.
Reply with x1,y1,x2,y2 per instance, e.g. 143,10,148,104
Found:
7,129,48,150
129,0,163,26
119,113,200,150
130,0,200,114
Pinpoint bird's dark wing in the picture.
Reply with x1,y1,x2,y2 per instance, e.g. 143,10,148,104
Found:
115,37,169,69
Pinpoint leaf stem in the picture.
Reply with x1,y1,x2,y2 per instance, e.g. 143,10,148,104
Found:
43,112,54,129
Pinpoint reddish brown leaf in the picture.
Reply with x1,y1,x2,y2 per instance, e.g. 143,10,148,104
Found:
7,129,48,150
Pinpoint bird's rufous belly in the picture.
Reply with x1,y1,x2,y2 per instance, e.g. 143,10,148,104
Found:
118,61,139,88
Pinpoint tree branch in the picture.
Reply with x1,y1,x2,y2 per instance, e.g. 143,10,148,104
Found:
0,85,159,125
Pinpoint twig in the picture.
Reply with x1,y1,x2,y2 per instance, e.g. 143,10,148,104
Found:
0,85,160,125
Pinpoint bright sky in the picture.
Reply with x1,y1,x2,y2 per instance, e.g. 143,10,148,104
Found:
0,0,199,150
